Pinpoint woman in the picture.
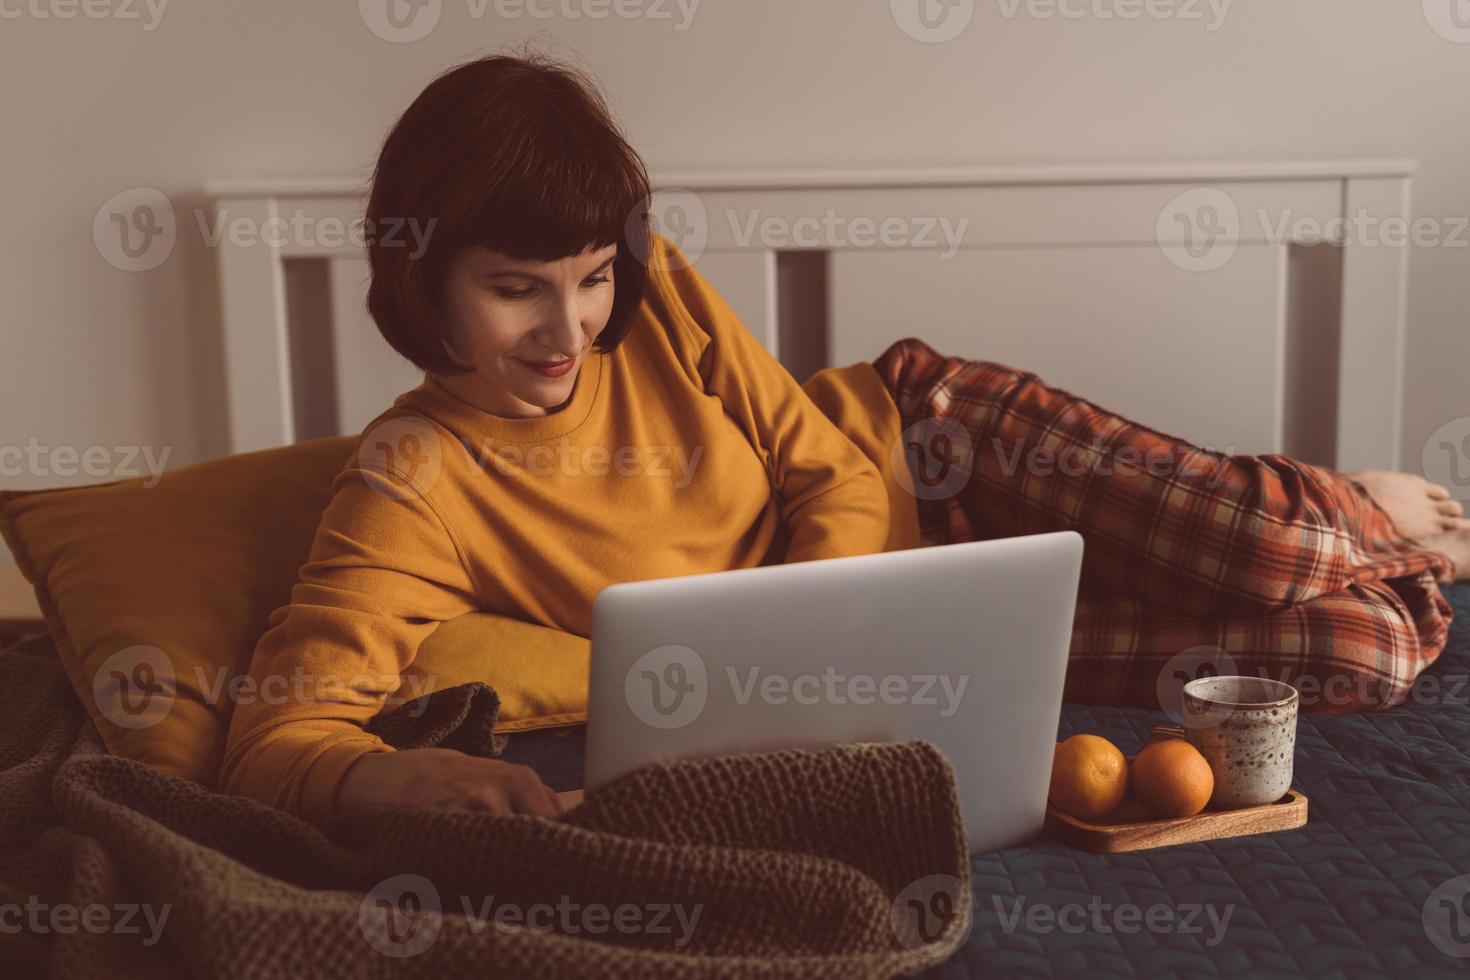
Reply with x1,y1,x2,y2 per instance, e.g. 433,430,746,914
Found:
219,53,1468,824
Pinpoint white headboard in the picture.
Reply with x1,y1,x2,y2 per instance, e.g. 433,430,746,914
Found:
207,160,1414,471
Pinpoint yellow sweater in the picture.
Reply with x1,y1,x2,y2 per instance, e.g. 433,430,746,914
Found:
219,234,914,822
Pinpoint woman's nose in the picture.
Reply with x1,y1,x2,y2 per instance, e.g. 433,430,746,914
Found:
543,292,587,354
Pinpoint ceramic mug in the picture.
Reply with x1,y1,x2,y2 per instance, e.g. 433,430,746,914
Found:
1181,676,1299,809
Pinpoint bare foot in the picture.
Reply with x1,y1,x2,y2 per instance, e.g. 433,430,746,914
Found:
1347,470,1468,542
1420,527,1470,583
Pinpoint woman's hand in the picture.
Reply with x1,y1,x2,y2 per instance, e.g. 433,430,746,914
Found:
335,748,566,817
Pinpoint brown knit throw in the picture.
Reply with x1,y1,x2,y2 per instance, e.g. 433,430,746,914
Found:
0,632,972,977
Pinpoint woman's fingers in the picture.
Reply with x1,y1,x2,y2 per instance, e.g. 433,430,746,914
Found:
543,781,568,816
347,749,570,817
498,765,562,817
1428,482,1453,500
466,786,513,815
399,755,564,817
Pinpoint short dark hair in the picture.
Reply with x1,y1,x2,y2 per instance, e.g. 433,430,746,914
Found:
365,53,653,375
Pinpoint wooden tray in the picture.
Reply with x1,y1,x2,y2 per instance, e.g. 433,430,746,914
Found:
1045,726,1309,853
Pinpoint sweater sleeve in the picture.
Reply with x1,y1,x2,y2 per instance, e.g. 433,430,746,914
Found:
647,235,890,563
218,457,480,823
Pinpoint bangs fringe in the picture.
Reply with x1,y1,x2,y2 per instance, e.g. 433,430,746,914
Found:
460,112,649,263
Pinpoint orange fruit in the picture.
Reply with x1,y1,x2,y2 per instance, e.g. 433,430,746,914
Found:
1049,734,1128,821
1130,740,1214,818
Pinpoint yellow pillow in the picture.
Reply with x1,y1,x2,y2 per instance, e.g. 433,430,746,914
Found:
402,613,587,733
0,436,589,787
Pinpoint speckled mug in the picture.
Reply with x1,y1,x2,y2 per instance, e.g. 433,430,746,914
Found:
1182,676,1299,809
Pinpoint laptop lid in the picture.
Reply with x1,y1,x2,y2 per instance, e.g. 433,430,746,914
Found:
584,531,1084,851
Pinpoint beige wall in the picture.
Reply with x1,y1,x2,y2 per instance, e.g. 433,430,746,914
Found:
2,0,1467,515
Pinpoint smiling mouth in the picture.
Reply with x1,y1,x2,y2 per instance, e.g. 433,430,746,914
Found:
516,355,577,377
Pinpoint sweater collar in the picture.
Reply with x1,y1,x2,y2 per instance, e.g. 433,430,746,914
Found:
407,351,607,445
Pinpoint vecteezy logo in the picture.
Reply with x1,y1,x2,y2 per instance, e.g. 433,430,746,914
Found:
624,645,708,729
359,874,443,958
358,415,443,500
359,0,441,42
1424,874,1470,957
1158,645,1240,729
1423,0,1470,43
891,874,973,951
1156,187,1240,272
890,0,974,43
629,188,709,269
892,416,974,501
93,188,176,272
92,646,176,730
1422,416,1470,501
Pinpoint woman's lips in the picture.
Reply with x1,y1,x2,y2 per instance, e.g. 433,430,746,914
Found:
517,356,576,378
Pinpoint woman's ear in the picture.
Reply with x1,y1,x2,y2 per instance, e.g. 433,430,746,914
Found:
438,334,470,371
428,253,472,370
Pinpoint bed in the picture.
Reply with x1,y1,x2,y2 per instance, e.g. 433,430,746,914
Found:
5,589,1464,976
6,160,1446,975
498,582,1470,977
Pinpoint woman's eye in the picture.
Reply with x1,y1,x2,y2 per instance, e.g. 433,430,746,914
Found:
491,273,608,299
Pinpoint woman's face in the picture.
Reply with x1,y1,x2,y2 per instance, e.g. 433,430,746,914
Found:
437,243,618,419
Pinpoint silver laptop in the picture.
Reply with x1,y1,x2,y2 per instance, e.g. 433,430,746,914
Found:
583,531,1084,852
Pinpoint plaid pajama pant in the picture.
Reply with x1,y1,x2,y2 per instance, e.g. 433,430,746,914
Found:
869,337,1455,713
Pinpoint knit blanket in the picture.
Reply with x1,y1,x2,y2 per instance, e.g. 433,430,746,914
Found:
0,631,971,978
